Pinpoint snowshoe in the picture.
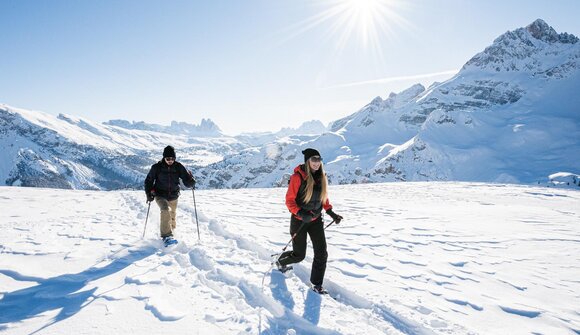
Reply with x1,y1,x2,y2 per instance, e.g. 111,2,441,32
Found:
163,236,178,247
311,284,328,295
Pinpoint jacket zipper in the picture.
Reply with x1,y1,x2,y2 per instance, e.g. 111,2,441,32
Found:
168,165,172,197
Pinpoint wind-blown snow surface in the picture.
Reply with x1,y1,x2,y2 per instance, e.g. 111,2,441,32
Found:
0,183,578,334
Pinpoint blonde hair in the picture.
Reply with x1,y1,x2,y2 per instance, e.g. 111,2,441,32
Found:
302,162,328,204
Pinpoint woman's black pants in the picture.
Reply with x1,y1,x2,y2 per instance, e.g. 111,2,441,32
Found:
278,216,328,286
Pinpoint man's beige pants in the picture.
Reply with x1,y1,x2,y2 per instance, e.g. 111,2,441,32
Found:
155,197,178,238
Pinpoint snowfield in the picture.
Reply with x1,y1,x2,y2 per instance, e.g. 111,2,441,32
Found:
0,183,578,334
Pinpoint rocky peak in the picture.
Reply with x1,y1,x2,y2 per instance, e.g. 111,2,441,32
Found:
526,19,578,44
105,118,222,136
369,96,383,106
170,118,222,134
462,19,579,73
393,84,426,108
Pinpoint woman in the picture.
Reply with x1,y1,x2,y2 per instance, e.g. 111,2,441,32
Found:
276,148,343,294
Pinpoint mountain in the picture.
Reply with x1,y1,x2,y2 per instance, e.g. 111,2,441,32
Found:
198,19,580,188
369,18,580,184
0,105,326,190
104,118,223,137
234,120,328,147
278,120,328,137
0,105,245,189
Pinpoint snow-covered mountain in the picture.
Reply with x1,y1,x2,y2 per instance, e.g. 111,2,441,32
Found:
0,105,244,189
198,19,580,188
278,120,328,137
104,118,223,137
0,105,329,190
235,120,328,147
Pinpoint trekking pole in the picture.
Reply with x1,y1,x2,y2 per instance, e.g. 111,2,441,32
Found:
278,219,336,254
142,201,151,239
192,188,200,240
323,219,337,231
280,223,306,253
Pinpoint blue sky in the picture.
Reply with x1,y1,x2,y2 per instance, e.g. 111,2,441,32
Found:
1,0,579,134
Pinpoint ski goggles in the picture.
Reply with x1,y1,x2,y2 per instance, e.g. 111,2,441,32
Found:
309,156,322,162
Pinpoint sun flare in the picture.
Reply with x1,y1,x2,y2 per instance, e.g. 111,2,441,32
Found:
335,0,406,49
283,0,408,54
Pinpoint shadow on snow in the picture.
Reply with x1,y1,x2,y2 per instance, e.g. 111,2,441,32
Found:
0,245,156,333
264,270,332,335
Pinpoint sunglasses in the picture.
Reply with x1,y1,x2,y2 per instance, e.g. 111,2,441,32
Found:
165,157,175,162
309,156,322,162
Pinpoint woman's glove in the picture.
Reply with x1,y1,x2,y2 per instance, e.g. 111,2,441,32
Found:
326,209,343,224
297,209,314,222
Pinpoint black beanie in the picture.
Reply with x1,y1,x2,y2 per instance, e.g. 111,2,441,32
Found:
163,145,176,158
302,148,321,162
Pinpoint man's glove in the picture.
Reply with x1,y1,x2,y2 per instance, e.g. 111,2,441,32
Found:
146,191,155,202
297,209,314,222
188,170,196,190
326,209,343,224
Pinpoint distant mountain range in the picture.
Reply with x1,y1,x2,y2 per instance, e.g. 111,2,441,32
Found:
103,119,224,137
1,19,578,190
0,106,326,189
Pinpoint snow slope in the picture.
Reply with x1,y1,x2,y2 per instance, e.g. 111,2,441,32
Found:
0,183,578,334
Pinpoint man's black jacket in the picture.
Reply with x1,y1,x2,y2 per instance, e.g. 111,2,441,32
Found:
144,160,194,200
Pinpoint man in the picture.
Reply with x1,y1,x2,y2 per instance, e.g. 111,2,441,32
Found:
144,145,195,246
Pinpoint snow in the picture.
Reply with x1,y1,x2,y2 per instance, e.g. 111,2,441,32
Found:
1,183,578,334
547,172,580,188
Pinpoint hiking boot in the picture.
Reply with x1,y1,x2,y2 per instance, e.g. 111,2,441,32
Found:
311,284,328,295
275,260,292,273
162,235,178,247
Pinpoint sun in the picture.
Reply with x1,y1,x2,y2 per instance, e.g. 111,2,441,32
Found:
334,0,406,49
281,0,408,53
346,0,386,46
